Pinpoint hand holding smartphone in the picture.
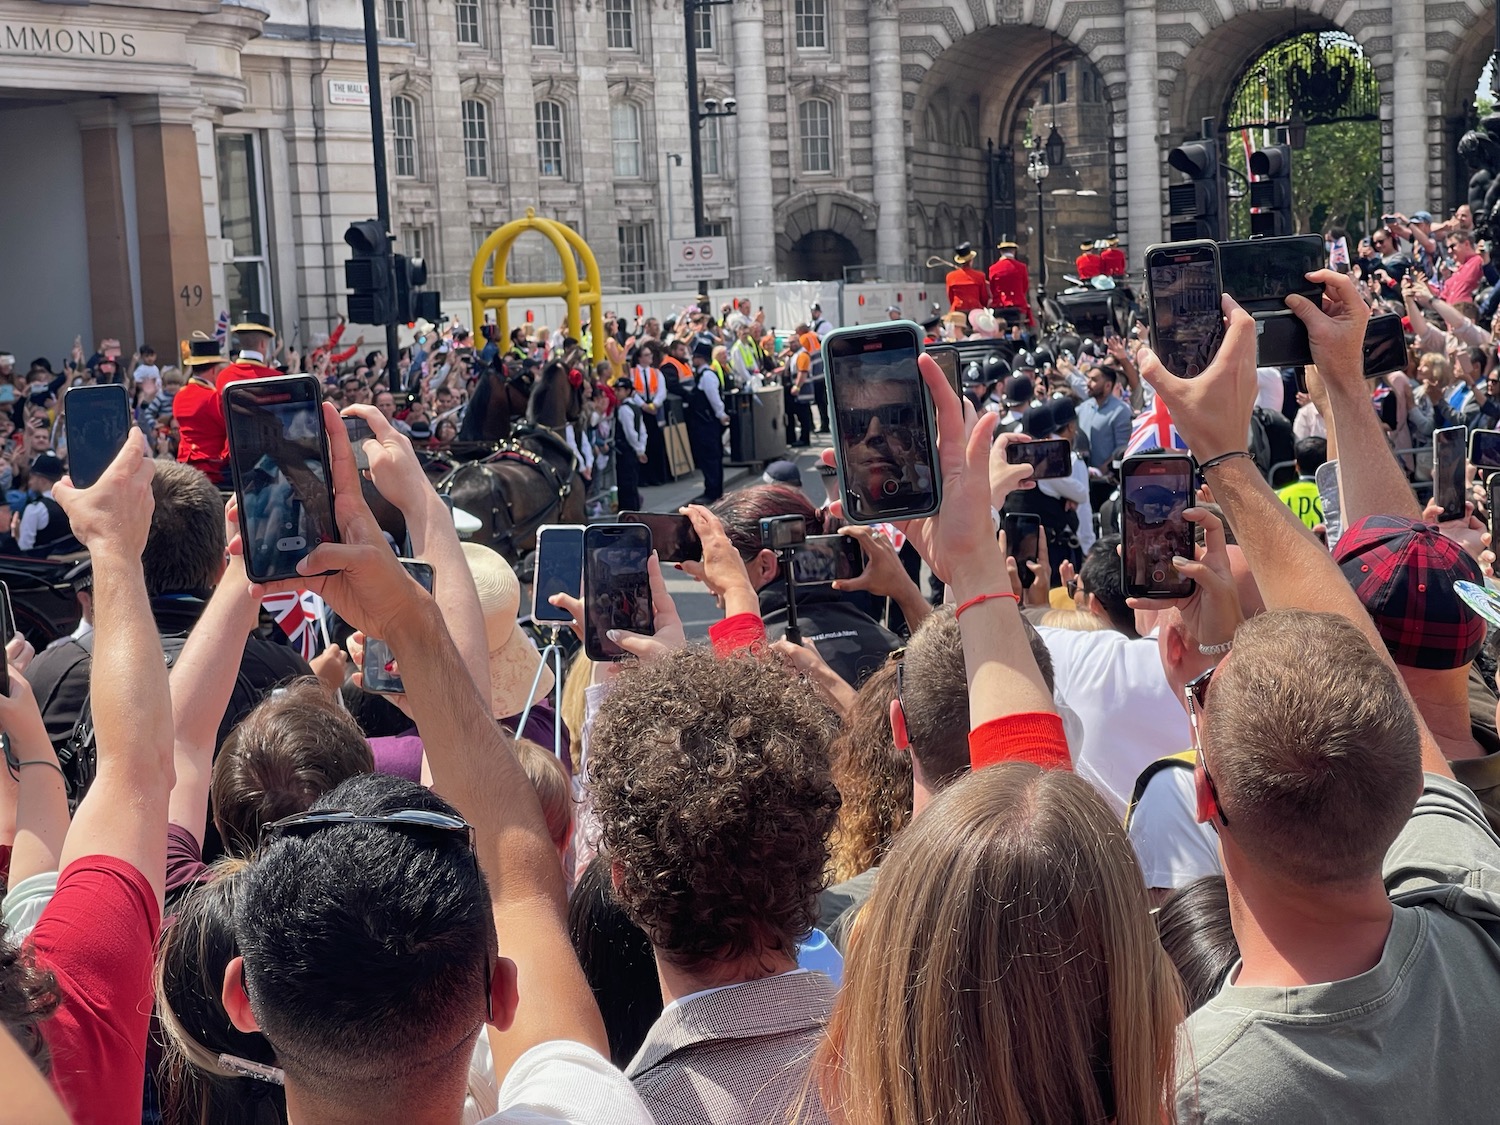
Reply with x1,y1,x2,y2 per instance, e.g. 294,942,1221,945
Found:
1004,513,1042,590
1006,438,1073,481
64,384,132,489
1433,426,1468,523
790,534,864,585
362,560,436,694
925,345,962,397
1144,241,1225,379
532,525,585,623
1120,454,1196,599
583,523,654,661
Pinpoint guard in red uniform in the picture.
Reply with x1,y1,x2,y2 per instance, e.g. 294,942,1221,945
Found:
987,239,1034,327
945,242,991,314
1075,242,1102,281
177,310,279,486
1100,234,1127,278
174,334,229,482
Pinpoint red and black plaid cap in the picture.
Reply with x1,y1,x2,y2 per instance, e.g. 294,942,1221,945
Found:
1334,515,1487,670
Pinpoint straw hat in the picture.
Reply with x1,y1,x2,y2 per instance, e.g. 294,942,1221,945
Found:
968,309,1000,338
462,542,555,717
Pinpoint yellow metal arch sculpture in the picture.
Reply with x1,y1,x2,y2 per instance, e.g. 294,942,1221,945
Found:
469,209,605,364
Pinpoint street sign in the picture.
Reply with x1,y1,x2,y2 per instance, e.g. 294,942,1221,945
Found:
668,237,728,283
328,79,371,107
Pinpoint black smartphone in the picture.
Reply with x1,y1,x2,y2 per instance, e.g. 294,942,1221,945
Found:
1218,235,1325,314
344,416,376,471
532,524,585,623
1144,240,1225,379
1489,474,1500,541
63,383,132,489
791,534,864,586
0,581,13,697
362,560,435,694
1433,426,1468,522
1004,513,1042,590
1120,454,1196,600
1362,313,1409,379
926,345,962,397
1469,430,1500,472
583,523,654,661
619,511,702,563
1006,437,1073,481
825,321,942,523
224,374,339,583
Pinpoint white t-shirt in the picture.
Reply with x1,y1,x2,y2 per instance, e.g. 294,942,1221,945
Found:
1039,626,1190,816
481,1039,653,1124
1127,763,1222,891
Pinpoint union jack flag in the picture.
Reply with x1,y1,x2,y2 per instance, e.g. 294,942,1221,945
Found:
213,309,231,343
262,590,329,661
1124,396,1190,457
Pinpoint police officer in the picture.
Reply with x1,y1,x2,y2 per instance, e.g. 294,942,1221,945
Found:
14,452,80,557
683,337,730,503
611,372,649,512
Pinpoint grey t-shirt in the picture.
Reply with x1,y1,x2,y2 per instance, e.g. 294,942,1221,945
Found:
1177,774,1500,1124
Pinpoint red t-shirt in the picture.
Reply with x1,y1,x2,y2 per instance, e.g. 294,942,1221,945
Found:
968,712,1071,772
26,855,160,1125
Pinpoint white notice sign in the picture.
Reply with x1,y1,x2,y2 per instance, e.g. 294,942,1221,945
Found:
668,237,729,283
328,80,371,107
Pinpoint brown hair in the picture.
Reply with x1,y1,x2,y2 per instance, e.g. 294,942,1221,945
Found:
147,461,227,597
588,647,840,970
0,932,59,1076
826,662,910,884
560,649,592,781
710,485,825,559
1203,610,1421,886
814,765,1182,1125
211,679,376,856
514,738,573,850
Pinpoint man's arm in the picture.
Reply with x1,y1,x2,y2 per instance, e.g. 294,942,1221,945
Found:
3,672,70,890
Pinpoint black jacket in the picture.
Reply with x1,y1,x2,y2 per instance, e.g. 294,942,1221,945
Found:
757,583,902,688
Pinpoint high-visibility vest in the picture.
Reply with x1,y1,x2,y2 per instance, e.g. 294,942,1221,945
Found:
631,365,660,398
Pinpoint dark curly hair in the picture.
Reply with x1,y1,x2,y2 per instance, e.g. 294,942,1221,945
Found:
0,929,60,1074
588,647,841,970
826,661,911,884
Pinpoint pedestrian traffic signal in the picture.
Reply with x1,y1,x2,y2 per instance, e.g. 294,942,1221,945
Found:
344,220,395,325
1167,137,1224,241
1248,143,1294,237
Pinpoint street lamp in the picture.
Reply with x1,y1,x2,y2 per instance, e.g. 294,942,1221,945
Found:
1027,142,1051,303
684,0,737,238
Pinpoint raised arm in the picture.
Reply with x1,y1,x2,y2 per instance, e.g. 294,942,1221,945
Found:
3,670,70,890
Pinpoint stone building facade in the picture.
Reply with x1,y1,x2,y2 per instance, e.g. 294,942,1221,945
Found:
0,0,1494,366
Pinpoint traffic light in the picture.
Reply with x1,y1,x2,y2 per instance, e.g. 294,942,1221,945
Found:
344,220,394,325
1248,142,1294,237
393,254,442,324
1167,137,1224,241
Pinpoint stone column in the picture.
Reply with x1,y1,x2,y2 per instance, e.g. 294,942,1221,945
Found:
1123,0,1162,258
1390,4,1428,211
574,1,620,284
422,10,476,298
128,94,216,348
731,0,775,280
73,99,137,348
868,0,908,276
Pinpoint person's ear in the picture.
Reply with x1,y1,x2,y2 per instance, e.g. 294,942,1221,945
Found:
753,548,779,585
889,697,910,751
487,956,520,1032
1086,592,1109,622
221,956,261,1034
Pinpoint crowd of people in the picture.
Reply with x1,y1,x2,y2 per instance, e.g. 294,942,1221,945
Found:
5,199,1500,1125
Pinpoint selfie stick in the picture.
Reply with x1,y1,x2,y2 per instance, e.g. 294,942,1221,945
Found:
777,549,802,646
515,625,568,763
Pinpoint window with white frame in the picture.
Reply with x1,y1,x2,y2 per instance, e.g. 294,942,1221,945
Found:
530,0,557,47
693,5,713,50
462,100,490,178
611,102,642,178
216,132,271,319
456,0,481,44
536,100,566,178
472,226,495,285
617,223,653,291
384,0,408,40
798,98,833,173
794,0,827,50
703,114,721,176
606,0,634,50
391,95,418,177
400,226,432,266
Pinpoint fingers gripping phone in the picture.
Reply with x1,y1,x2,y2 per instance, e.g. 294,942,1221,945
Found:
619,511,702,564
532,525,585,624
791,534,864,586
1143,241,1226,379
1433,426,1468,523
583,523,654,662
64,384,132,489
1006,438,1073,481
225,375,339,583
1120,454,1196,599
1004,513,1043,591
344,416,376,472
926,345,962,397
363,560,435,694
825,322,942,523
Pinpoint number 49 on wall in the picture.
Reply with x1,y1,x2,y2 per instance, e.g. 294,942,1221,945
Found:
180,285,204,307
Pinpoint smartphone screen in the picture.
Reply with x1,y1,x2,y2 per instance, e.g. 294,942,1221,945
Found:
225,374,338,583
1004,513,1042,590
1363,313,1408,379
583,523,654,661
64,384,132,489
344,416,376,472
1489,475,1500,541
618,511,702,564
1120,455,1196,599
790,534,864,586
1006,438,1073,481
532,525,585,624
926,345,962,397
363,560,436,694
826,322,941,523
1145,241,1225,379
1219,235,1325,313
1433,426,1468,522
0,581,13,697
1469,430,1500,472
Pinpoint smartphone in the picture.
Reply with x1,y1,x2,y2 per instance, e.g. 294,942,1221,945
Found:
1004,513,1042,590
1433,426,1468,522
791,534,864,586
619,511,702,564
344,416,376,471
1469,430,1500,472
583,523,654,661
224,374,339,583
1120,454,1196,600
532,525,585,623
362,560,436,694
1143,240,1225,379
1218,235,1325,314
1490,474,1500,541
0,581,13,697
926,345,962,397
63,384,132,489
1006,438,1073,481
825,321,942,523
1362,313,1409,379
